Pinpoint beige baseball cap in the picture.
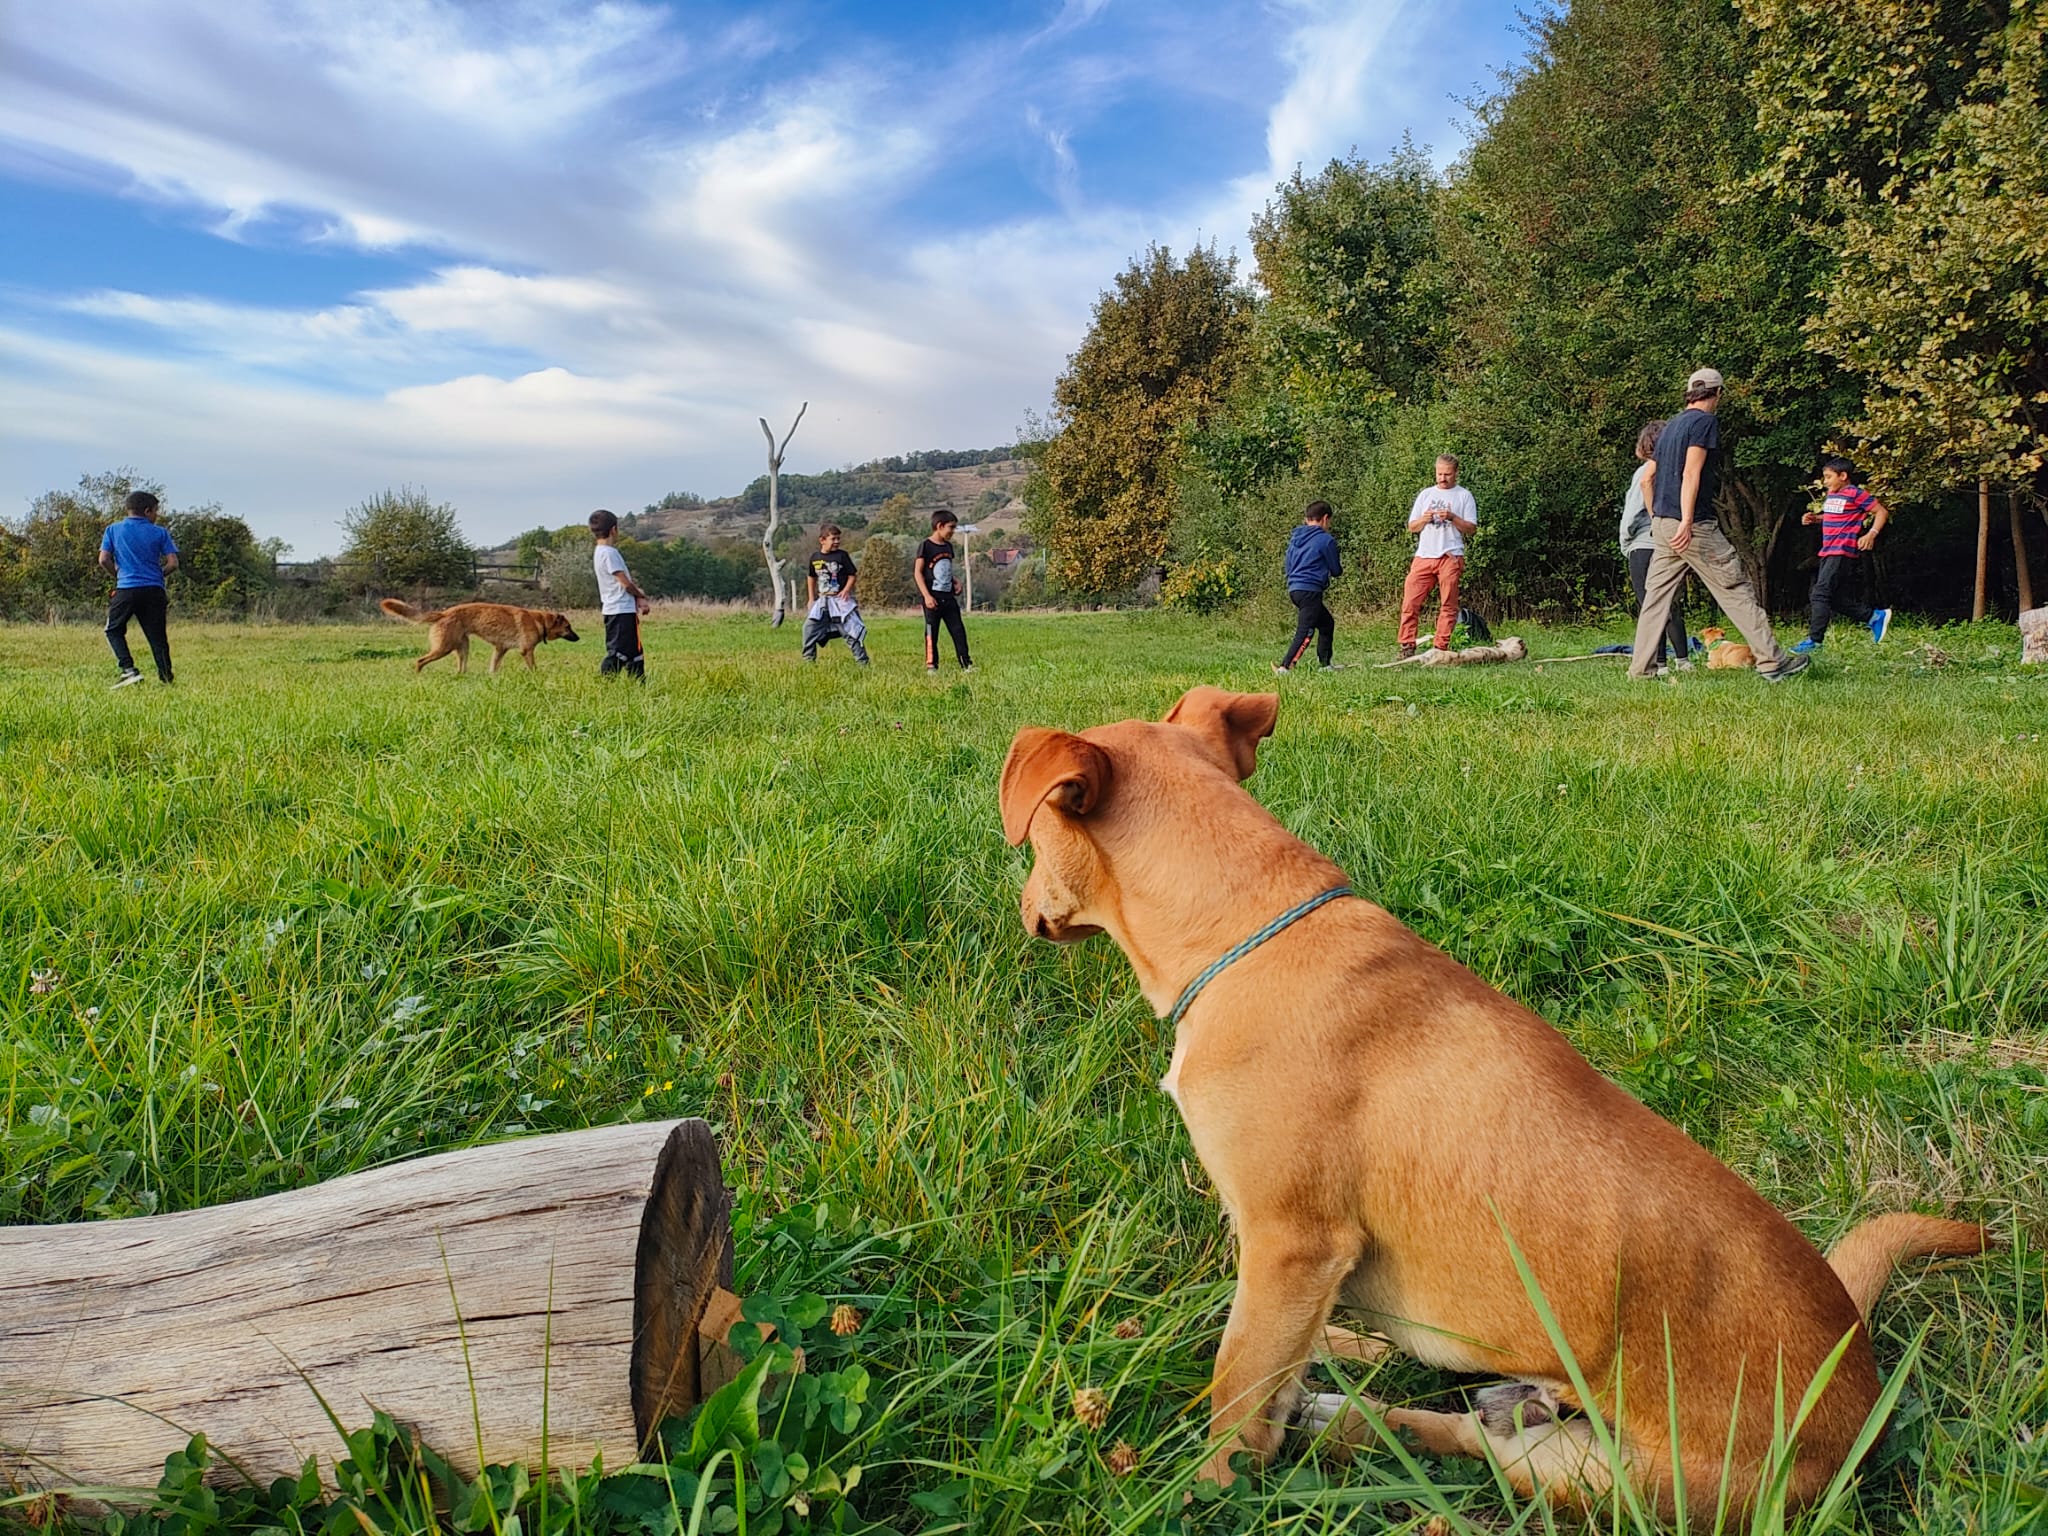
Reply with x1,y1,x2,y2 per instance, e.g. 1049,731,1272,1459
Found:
1686,366,1725,394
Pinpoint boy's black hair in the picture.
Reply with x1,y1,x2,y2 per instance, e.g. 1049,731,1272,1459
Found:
124,490,160,516
931,508,957,530
589,508,619,536
819,523,842,540
1304,499,1333,522
1822,456,1855,479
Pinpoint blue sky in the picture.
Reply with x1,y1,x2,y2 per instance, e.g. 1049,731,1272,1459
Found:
1,0,1530,554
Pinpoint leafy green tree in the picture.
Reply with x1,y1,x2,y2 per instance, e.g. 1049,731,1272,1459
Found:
867,493,920,535
1031,244,1251,596
852,534,917,608
643,489,706,513
1249,140,1449,416
515,523,582,568
1747,0,2047,498
626,537,755,600
339,488,473,589
10,471,147,613
1436,0,1844,607
161,510,280,614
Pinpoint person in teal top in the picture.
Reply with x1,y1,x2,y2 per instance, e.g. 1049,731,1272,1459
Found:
99,490,180,687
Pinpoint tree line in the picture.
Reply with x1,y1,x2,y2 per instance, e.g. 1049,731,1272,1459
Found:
1026,0,2046,619
0,476,760,620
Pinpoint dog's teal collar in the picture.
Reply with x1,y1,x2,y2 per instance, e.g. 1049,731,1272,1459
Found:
1166,884,1353,1028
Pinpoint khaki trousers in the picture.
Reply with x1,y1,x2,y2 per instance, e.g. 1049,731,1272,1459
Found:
1628,519,1786,677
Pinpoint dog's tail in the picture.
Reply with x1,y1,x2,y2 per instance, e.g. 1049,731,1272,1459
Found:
1825,1214,1994,1320
379,597,444,624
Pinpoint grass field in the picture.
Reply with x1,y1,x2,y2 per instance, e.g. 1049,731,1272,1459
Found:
4,606,2045,1535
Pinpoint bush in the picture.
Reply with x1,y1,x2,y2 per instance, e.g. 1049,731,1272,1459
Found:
1159,556,1241,613
340,488,473,589
0,469,280,619
541,541,600,608
161,510,279,615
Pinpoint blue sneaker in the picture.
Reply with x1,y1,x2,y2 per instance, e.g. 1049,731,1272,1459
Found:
1870,608,1892,644
1792,637,1822,654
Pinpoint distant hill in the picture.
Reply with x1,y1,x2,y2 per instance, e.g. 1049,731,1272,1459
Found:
634,453,1032,544
485,448,1031,556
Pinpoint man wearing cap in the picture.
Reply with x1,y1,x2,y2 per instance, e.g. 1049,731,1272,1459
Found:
1628,368,1807,682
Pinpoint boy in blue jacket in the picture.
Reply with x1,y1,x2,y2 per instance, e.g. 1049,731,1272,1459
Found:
1276,500,1344,673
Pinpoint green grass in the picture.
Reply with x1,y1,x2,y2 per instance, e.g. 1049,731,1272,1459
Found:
3,606,2045,1533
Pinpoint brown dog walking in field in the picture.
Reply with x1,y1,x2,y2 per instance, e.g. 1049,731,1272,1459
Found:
999,687,1988,1516
379,598,579,674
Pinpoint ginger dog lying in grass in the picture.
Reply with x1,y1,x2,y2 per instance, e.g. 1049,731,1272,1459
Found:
1700,624,1756,670
999,687,1988,1516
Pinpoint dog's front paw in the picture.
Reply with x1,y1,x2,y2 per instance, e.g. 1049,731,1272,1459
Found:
1193,1449,1238,1492
1294,1391,1395,1457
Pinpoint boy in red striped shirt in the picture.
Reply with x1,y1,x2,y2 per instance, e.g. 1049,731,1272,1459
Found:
1793,457,1892,654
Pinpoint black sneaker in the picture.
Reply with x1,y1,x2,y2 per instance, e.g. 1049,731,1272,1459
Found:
1761,653,1811,683
112,670,144,689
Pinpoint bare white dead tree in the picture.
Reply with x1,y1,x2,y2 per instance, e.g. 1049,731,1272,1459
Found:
759,403,808,626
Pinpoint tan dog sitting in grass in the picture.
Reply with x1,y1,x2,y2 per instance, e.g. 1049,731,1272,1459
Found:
1700,625,1757,670
999,687,1988,1516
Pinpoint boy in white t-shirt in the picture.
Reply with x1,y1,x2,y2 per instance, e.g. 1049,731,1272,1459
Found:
589,509,650,680
1397,455,1478,657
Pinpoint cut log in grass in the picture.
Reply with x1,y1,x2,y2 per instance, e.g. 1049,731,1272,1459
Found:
0,1119,739,1496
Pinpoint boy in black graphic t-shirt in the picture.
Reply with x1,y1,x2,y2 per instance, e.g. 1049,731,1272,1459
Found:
916,509,973,674
802,525,869,663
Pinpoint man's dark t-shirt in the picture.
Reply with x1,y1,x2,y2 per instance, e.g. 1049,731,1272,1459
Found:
809,548,856,597
917,538,958,595
1652,409,1721,523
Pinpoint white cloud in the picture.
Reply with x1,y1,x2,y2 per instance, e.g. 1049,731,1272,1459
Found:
0,0,1514,551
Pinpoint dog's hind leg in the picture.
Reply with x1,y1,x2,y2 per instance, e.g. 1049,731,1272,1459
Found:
455,637,471,675
489,644,509,675
1406,1403,1619,1507
1304,1388,1624,1508
1198,1231,1357,1487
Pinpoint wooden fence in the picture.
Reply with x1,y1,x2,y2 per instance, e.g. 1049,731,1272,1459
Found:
271,555,542,590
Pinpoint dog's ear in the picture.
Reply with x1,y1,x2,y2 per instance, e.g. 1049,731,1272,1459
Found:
1000,728,1112,846
1162,687,1278,781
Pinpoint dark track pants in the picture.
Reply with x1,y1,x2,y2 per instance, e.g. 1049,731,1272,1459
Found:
924,595,970,668
601,612,645,679
1627,547,1688,665
106,585,172,681
1808,555,1873,642
1280,589,1334,669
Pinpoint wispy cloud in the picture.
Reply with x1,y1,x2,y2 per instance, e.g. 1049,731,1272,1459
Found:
0,0,1518,551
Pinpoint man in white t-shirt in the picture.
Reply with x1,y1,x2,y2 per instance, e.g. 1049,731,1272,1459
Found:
1398,455,1478,657
589,508,651,680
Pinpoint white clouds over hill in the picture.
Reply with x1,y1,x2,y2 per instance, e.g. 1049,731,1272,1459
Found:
0,0,1516,551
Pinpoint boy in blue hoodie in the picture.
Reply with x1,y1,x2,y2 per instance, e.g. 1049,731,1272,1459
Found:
1276,500,1344,673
